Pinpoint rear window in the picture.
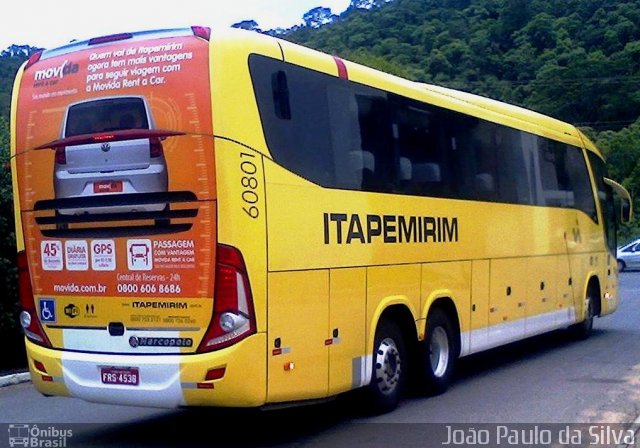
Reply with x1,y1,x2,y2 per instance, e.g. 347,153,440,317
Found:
65,97,149,137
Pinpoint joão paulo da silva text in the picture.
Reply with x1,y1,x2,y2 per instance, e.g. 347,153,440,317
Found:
442,424,635,446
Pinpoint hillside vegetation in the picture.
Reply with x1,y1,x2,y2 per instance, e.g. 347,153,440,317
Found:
289,0,640,131
1,0,640,368
285,0,640,236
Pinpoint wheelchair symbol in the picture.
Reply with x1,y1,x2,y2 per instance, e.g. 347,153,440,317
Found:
39,299,56,323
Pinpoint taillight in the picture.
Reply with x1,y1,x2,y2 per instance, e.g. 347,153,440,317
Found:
55,147,66,164
149,137,164,158
18,251,51,347
197,244,256,353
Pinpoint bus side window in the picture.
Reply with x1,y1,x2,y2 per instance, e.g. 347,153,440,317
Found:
271,71,291,120
565,146,597,220
389,97,448,197
346,150,376,190
327,85,363,190
355,95,393,192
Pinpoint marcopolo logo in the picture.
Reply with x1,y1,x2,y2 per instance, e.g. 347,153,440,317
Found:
129,336,193,348
7,424,73,447
33,60,80,82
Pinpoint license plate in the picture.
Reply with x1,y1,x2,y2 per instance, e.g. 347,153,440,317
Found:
100,367,139,386
93,180,123,194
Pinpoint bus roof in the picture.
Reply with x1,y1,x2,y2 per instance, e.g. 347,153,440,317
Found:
28,25,603,159
417,83,597,148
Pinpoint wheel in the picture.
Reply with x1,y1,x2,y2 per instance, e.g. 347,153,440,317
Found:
571,285,596,340
364,319,407,414
418,308,457,396
617,259,626,273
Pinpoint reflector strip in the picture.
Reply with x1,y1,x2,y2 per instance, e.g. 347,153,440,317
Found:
271,347,291,356
34,360,47,373
205,367,226,381
325,337,341,346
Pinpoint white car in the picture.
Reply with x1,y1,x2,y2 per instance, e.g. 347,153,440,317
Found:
54,96,168,215
617,238,640,272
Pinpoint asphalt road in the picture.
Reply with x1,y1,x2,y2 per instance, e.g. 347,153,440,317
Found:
2,273,640,447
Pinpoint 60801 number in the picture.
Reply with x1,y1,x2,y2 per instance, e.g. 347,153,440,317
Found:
240,152,260,219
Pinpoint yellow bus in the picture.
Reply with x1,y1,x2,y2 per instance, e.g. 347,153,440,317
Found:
11,26,632,413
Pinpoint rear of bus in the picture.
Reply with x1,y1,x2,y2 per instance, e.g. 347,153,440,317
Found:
11,27,266,407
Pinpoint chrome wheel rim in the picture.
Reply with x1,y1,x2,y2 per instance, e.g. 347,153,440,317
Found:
430,327,450,378
375,337,401,395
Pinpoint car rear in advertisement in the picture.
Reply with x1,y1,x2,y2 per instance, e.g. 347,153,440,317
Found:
13,29,216,355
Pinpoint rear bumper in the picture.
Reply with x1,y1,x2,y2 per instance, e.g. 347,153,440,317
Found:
54,163,168,215
25,333,267,408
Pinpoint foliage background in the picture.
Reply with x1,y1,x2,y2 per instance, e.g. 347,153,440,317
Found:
2,0,640,369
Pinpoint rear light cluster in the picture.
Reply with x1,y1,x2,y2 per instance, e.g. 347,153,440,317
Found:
149,137,164,158
55,147,66,165
17,251,51,347
197,244,256,353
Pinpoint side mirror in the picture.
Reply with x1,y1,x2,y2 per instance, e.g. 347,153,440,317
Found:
605,178,633,224
621,197,632,224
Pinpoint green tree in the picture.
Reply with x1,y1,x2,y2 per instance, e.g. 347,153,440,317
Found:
593,118,640,239
0,57,24,119
0,114,21,369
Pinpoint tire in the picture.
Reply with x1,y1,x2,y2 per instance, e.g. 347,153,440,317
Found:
365,319,407,414
617,260,626,273
418,309,457,396
571,285,596,340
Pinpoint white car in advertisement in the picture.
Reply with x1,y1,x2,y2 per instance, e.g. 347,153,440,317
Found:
53,95,168,215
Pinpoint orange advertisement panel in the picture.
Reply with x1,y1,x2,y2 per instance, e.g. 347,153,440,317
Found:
14,32,216,328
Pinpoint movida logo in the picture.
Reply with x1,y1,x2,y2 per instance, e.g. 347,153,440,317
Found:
33,60,80,82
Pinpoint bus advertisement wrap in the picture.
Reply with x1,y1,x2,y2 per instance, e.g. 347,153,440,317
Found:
14,33,215,352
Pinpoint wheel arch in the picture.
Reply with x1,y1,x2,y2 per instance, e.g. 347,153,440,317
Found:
367,297,419,357
373,304,419,352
